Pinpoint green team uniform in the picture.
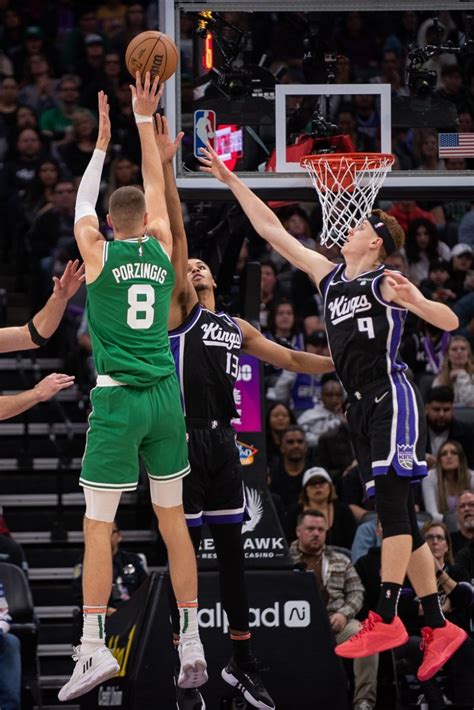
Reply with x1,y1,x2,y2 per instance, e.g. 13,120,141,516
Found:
80,236,190,491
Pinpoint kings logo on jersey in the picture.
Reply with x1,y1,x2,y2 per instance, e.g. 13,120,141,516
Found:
327,294,372,324
201,322,241,350
397,443,415,470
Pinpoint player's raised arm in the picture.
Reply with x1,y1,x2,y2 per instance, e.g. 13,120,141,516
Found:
155,113,198,320
237,318,334,374
131,72,172,256
381,271,459,331
74,91,109,264
0,260,85,352
198,144,334,286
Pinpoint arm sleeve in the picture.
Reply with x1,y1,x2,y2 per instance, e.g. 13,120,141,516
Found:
75,149,106,224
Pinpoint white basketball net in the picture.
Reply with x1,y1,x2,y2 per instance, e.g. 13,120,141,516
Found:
301,153,395,248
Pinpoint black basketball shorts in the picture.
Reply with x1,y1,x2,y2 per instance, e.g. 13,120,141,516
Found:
346,372,428,498
183,425,245,526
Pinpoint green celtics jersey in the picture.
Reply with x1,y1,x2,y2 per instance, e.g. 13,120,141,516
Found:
86,236,175,387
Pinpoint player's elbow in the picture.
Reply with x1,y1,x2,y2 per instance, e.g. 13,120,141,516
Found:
445,311,460,331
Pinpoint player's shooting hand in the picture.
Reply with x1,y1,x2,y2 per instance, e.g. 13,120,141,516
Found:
34,373,75,402
96,91,111,151
53,260,86,300
155,114,184,163
198,143,233,183
130,71,164,118
384,271,423,306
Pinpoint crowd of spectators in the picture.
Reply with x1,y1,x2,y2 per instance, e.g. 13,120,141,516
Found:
0,5,474,708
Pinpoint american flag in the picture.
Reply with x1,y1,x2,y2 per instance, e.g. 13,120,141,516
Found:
438,133,474,157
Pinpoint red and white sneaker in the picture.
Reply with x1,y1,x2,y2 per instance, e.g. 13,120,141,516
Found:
335,611,408,659
417,620,467,681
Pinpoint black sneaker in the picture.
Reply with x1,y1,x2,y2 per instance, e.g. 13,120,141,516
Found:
176,686,206,709
221,657,275,710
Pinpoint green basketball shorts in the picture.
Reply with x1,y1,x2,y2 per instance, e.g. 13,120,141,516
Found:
80,373,190,491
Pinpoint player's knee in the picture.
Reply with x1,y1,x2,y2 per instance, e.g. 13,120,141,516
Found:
150,477,183,508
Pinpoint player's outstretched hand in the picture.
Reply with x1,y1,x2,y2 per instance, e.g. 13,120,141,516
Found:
53,260,86,300
34,373,75,402
155,114,184,163
96,91,111,151
130,71,164,118
198,143,233,184
385,270,423,306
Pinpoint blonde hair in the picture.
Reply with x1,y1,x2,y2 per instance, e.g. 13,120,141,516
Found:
108,186,146,233
435,439,471,515
371,208,405,261
436,335,474,388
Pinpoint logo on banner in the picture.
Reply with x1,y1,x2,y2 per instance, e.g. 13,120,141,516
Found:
242,487,263,533
198,601,311,633
98,686,123,706
236,440,258,466
194,109,216,159
397,443,414,470
108,625,136,677
284,601,311,627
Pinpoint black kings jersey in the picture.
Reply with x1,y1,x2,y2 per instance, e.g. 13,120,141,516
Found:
169,304,242,420
321,264,408,392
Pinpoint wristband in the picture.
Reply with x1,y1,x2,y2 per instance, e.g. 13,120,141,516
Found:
134,113,153,124
28,319,49,347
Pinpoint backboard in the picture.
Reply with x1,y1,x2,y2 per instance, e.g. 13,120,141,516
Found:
160,1,474,200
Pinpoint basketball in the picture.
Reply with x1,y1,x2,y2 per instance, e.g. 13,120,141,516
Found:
125,31,179,83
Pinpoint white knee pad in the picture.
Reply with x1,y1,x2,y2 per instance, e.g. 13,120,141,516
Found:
149,477,183,508
83,487,122,522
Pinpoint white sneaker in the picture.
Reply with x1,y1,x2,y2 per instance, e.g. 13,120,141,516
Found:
58,645,120,702
178,639,208,689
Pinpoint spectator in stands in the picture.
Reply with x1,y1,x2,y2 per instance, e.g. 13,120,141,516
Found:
286,467,357,549
352,516,380,565
403,218,451,285
433,335,474,406
451,491,474,555
0,260,82,419
109,78,141,162
15,105,39,132
419,258,457,306
422,440,474,522
265,401,296,469
268,207,316,294
0,582,21,710
436,65,468,112
22,159,60,228
450,242,473,298
396,521,474,709
96,0,128,39
265,298,304,350
353,94,380,149
101,156,140,215
425,386,474,468
55,108,98,178
387,200,435,234
28,178,78,303
334,11,379,82
72,520,148,612
297,376,343,448
39,74,82,140
19,25,63,79
1,8,25,77
453,290,474,349
18,54,59,115
269,425,309,510
314,412,354,481
458,201,474,249
455,536,474,584
370,49,409,97
0,76,19,147
259,259,280,330
82,50,123,114
271,331,329,417
77,33,105,87
111,3,147,50
62,7,99,73
0,515,28,576
290,510,378,710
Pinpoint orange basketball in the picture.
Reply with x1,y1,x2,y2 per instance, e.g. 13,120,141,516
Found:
125,31,179,83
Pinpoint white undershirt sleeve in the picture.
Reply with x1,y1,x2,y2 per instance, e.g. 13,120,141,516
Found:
74,148,106,224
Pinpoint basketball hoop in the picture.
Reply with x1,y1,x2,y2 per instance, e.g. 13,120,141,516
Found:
300,153,395,248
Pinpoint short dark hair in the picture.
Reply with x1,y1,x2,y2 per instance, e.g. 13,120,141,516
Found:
425,386,455,404
282,424,306,441
260,258,277,276
296,509,326,527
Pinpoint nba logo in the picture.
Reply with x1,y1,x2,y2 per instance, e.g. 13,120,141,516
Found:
194,110,216,159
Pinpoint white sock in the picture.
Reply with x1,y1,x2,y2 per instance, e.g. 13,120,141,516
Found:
177,599,200,643
80,605,107,656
